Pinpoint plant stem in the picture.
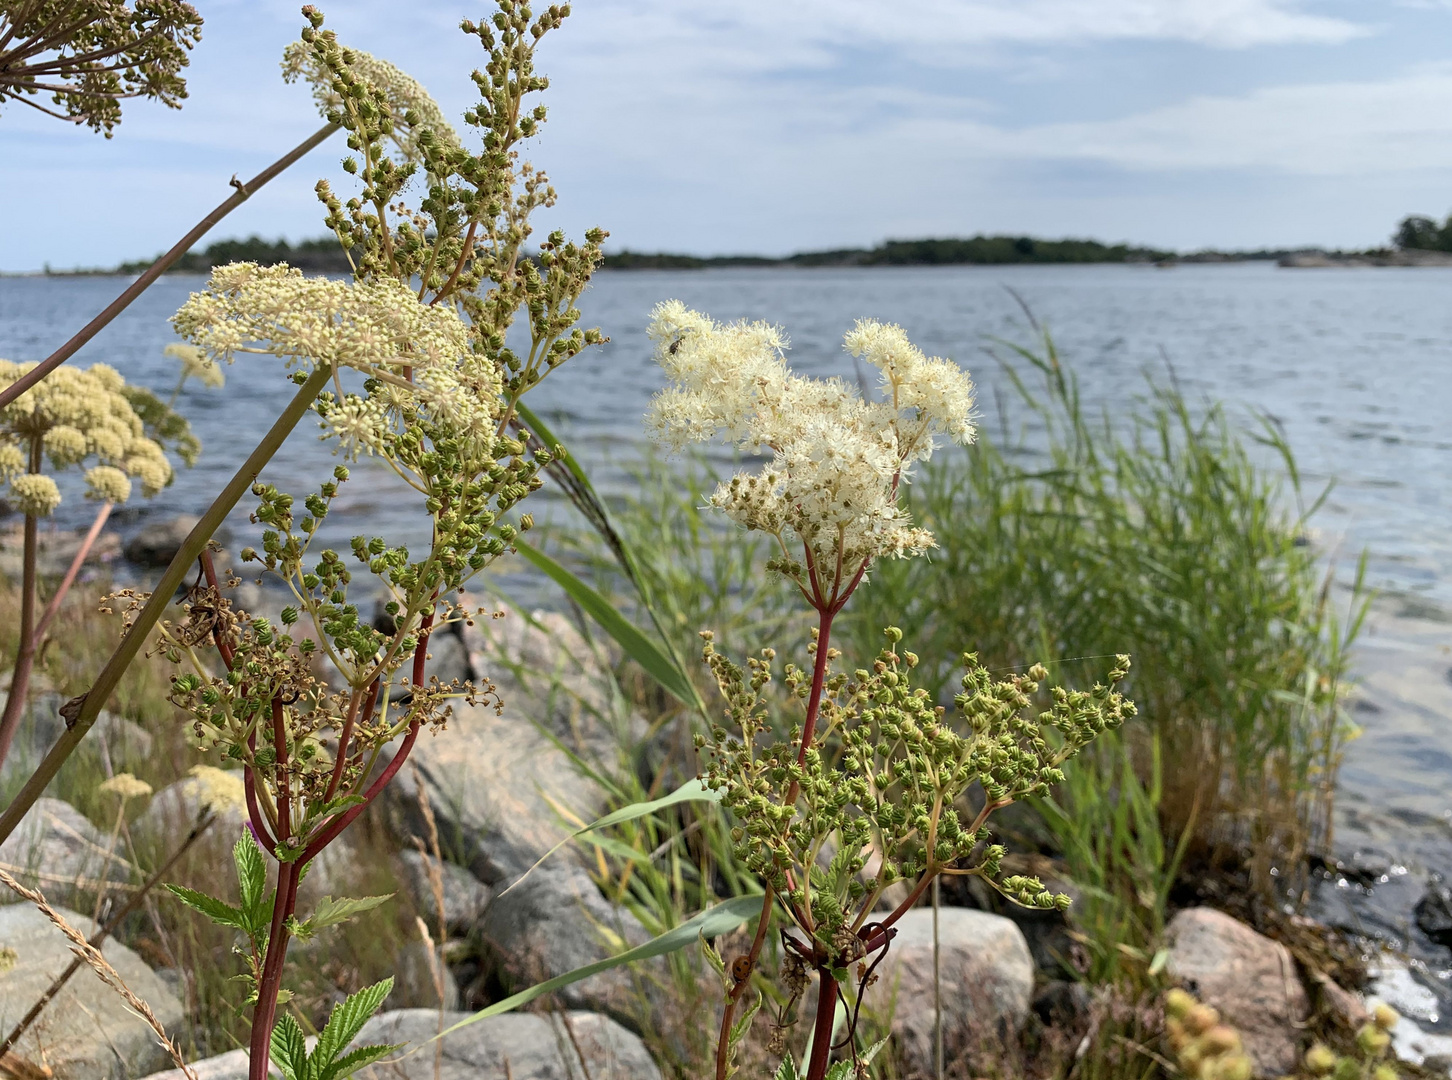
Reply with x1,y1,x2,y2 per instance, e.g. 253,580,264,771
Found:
32,500,112,645
0,365,334,846
248,857,302,1080
0,810,214,1057
804,970,839,1080
713,881,776,1080
0,123,338,412
0,438,46,769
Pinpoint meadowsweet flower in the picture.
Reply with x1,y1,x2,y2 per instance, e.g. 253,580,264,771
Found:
647,303,975,582
282,40,460,160
173,263,502,457
10,474,60,517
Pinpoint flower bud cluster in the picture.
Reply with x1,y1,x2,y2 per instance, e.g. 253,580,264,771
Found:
696,627,1131,959
1303,1000,1400,1080
1164,989,1254,1080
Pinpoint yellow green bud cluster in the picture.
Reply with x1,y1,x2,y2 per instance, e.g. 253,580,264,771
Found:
1303,1000,1400,1080
0,359,176,515
1164,989,1253,1080
697,628,1131,956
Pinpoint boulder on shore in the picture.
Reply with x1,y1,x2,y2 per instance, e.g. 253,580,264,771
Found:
137,1008,661,1080
870,907,1034,1075
0,797,133,910
1165,907,1310,1077
0,902,185,1080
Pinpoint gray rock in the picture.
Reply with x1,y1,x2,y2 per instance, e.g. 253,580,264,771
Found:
124,516,229,568
871,907,1034,1075
0,523,121,580
0,798,133,909
0,694,153,788
1165,907,1309,1078
386,609,635,886
392,941,460,1011
0,902,185,1080
137,1009,660,1080
398,850,491,934
354,1008,661,1080
480,863,657,1024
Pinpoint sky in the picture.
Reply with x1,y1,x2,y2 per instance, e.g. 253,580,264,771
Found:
7,0,1452,269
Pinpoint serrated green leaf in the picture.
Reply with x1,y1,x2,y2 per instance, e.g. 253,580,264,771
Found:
775,1054,801,1080
233,832,267,932
432,895,764,1043
511,539,703,710
164,883,247,931
858,1037,888,1068
729,990,761,1052
702,936,727,978
315,977,394,1069
303,894,393,938
824,1062,854,1080
269,1013,308,1080
318,1043,401,1080
499,778,720,898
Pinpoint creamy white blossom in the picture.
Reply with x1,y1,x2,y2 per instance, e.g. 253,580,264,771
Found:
173,263,503,459
647,304,976,579
164,342,226,389
282,40,460,161
10,474,60,517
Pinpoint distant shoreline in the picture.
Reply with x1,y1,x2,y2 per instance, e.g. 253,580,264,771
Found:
9,232,1452,277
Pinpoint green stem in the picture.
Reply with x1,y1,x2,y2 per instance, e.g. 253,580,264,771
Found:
0,366,334,845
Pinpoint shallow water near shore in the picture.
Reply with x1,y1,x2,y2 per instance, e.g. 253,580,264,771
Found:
2,260,1451,1004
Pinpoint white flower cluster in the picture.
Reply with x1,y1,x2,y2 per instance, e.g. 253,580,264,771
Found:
172,263,502,458
282,40,460,161
0,360,174,515
646,301,976,576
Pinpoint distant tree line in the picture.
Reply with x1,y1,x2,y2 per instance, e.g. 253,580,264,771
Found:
90,232,1189,276
601,235,1173,269
112,235,354,274
1394,213,1452,252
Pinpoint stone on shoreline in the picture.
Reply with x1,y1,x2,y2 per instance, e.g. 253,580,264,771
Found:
870,907,1034,1075
0,902,184,1080
1165,907,1309,1077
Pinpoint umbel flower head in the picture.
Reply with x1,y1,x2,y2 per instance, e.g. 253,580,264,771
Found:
0,359,174,515
646,302,976,584
171,262,501,458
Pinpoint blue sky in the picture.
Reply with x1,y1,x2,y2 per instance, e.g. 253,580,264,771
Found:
7,0,1452,270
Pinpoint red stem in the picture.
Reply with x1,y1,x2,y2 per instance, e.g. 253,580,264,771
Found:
247,858,302,1080
31,500,111,644
0,511,39,768
270,697,290,843
804,970,839,1080
324,678,379,802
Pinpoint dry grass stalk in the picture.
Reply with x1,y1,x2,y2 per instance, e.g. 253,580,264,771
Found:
0,868,197,1080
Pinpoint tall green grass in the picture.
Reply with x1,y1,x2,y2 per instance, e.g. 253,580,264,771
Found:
845,327,1367,897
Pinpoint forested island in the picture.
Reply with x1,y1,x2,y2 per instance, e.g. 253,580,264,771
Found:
32,215,1452,275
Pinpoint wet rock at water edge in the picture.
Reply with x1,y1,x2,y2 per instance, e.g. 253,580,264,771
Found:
0,903,185,1080
1416,877,1452,946
1165,907,1310,1078
869,907,1034,1076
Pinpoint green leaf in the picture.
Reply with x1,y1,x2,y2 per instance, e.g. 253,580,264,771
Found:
315,977,395,1069
297,894,393,940
498,778,720,898
163,883,247,931
513,400,600,502
431,895,764,1043
269,1013,308,1080
775,1054,802,1080
318,1043,402,1080
233,832,267,932
511,538,703,711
